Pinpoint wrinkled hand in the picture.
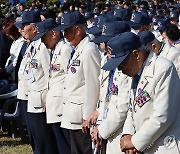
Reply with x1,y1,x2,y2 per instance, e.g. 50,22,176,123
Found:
82,119,89,133
125,149,136,154
120,135,135,152
86,110,99,128
90,126,101,148
43,105,46,112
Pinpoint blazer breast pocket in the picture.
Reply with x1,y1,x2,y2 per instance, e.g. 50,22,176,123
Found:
68,102,83,124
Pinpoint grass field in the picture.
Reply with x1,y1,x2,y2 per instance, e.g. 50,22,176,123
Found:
0,131,32,154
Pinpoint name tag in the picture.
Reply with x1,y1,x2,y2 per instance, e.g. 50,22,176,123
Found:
72,60,80,66
28,69,35,83
19,60,26,75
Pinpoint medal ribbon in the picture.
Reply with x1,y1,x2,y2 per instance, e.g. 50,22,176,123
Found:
49,48,55,74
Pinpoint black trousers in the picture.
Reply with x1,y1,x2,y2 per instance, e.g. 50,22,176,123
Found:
50,123,71,154
28,112,59,154
21,100,39,154
69,129,92,154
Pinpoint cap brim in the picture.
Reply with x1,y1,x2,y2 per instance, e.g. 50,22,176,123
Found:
126,21,142,27
32,32,46,41
53,24,73,31
85,16,93,20
14,21,23,28
102,54,128,71
93,35,113,44
157,26,165,31
87,26,102,34
172,3,180,8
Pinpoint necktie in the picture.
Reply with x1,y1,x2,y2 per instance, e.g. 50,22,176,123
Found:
67,49,75,68
50,49,54,63
20,42,28,57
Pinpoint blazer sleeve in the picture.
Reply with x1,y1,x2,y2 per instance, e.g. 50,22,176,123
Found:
82,47,101,120
131,64,180,152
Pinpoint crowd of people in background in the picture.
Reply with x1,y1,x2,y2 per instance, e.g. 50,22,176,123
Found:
0,0,180,154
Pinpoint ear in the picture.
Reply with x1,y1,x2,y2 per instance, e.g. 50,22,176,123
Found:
32,24,38,34
151,43,156,51
52,30,57,38
76,25,81,36
132,50,140,61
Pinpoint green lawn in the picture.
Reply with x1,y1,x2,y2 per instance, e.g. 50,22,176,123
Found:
0,132,32,154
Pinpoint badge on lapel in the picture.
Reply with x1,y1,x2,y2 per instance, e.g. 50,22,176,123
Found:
72,60,80,66
135,88,151,107
30,59,38,69
71,67,76,74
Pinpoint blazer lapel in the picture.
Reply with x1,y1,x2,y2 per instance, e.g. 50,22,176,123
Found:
135,51,156,98
100,70,109,85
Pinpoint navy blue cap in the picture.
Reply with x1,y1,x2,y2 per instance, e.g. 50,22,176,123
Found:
93,22,115,43
153,18,160,25
14,17,22,28
165,13,170,19
157,19,168,31
138,30,155,46
114,21,131,34
15,10,41,27
148,9,156,17
170,11,179,20
149,3,155,9
93,21,131,44
87,15,106,34
102,32,142,71
156,9,163,16
126,12,150,27
84,12,94,20
139,8,148,15
173,3,180,8
55,11,86,31
114,8,131,20
32,18,57,41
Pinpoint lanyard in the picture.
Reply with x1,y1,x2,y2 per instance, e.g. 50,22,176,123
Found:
106,69,115,103
102,69,115,120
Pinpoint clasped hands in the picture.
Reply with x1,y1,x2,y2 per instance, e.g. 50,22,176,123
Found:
120,135,137,154
82,110,101,147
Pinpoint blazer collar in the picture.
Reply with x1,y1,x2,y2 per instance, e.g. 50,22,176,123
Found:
142,51,157,78
99,56,109,83
75,35,90,55
54,39,65,55
160,40,170,58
